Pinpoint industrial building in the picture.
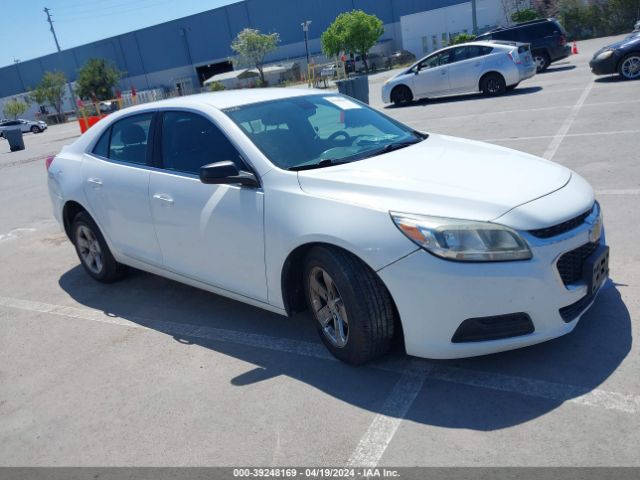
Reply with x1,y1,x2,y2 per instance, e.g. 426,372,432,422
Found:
0,0,516,117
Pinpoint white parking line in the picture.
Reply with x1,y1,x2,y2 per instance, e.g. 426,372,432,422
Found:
543,82,594,160
596,188,640,196
0,228,36,242
483,129,640,143
0,295,638,416
346,364,428,468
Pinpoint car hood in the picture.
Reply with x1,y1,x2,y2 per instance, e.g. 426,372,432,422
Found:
594,34,640,57
297,134,573,225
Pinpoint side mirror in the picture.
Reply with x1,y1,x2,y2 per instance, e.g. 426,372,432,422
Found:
199,161,259,187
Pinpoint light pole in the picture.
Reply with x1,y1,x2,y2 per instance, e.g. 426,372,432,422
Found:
301,20,311,86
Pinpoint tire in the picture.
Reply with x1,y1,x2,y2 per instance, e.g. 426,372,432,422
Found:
618,53,640,80
506,83,519,91
391,85,413,106
481,73,506,96
30,125,40,134
72,211,127,283
303,246,395,364
534,51,550,73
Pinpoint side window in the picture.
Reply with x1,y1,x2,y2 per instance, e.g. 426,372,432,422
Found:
108,113,152,165
161,111,241,175
468,46,494,58
92,128,111,157
449,47,468,63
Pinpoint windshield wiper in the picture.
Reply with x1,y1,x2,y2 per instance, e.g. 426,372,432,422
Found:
289,159,350,171
362,139,422,159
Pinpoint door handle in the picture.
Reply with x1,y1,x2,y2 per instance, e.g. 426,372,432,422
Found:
441,70,447,75
474,63,481,67
87,177,102,187
153,193,174,205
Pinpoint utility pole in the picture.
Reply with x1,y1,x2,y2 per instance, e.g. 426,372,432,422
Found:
44,7,78,119
471,0,478,35
301,20,311,86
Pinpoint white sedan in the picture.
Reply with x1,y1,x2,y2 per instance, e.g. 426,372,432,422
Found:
47,89,608,364
382,41,536,105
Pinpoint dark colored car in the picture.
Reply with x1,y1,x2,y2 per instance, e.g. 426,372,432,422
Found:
476,18,571,72
589,33,640,80
389,50,417,66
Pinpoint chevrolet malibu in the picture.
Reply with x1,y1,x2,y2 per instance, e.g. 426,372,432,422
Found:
47,89,609,364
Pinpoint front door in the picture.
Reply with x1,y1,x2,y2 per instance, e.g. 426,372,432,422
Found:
413,50,451,97
148,110,267,302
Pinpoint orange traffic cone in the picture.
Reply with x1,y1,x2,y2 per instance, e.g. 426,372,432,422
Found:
572,41,578,54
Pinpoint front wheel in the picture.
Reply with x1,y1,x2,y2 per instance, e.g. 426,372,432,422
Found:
30,125,40,134
618,54,640,80
72,211,127,283
391,85,413,106
303,247,395,364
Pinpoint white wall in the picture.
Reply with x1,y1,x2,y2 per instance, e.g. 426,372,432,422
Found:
400,0,508,59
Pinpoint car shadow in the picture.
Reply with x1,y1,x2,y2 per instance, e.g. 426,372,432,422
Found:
594,75,626,83
541,65,577,73
59,266,631,431
385,86,543,109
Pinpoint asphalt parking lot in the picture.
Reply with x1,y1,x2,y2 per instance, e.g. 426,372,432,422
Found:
0,34,638,468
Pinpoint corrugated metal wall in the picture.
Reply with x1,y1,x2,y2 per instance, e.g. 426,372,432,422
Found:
0,0,467,98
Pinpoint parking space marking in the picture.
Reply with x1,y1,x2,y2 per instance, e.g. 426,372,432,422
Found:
543,81,594,160
0,228,36,242
596,188,640,195
483,129,640,143
346,362,430,468
1,295,638,415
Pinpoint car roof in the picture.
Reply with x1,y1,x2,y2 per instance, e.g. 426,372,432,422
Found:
116,88,330,113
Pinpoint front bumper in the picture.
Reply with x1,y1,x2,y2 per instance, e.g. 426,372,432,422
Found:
381,83,392,104
378,221,607,359
590,54,620,75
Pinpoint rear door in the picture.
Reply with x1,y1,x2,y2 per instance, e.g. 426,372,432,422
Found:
82,112,163,266
447,46,489,93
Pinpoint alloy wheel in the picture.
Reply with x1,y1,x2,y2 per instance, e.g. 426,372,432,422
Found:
621,55,640,80
308,266,349,348
76,225,104,275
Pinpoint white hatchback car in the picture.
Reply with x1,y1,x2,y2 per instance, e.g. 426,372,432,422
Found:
382,41,536,105
47,89,608,364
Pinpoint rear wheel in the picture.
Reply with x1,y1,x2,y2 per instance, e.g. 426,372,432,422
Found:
391,85,413,106
618,54,640,80
72,211,127,283
303,246,395,364
534,51,550,72
481,73,506,96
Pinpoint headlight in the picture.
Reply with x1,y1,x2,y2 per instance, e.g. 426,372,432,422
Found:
595,50,613,60
391,212,532,262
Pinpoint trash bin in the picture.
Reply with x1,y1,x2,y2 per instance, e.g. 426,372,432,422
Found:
335,75,369,105
4,127,25,152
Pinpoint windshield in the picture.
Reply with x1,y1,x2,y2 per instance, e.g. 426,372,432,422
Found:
223,94,423,170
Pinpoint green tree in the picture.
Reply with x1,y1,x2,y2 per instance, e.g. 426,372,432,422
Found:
450,33,477,45
75,58,123,101
231,28,280,84
3,98,28,119
321,10,384,73
511,8,539,22
31,71,67,121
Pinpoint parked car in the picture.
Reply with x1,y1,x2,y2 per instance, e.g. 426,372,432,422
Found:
47,89,608,364
320,64,339,78
347,53,388,72
476,18,571,72
0,118,47,137
589,33,640,80
388,50,417,66
382,41,535,106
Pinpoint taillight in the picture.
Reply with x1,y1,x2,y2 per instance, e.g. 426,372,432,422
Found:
508,52,521,64
45,155,54,171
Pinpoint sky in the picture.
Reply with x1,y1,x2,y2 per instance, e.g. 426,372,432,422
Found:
0,0,240,68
